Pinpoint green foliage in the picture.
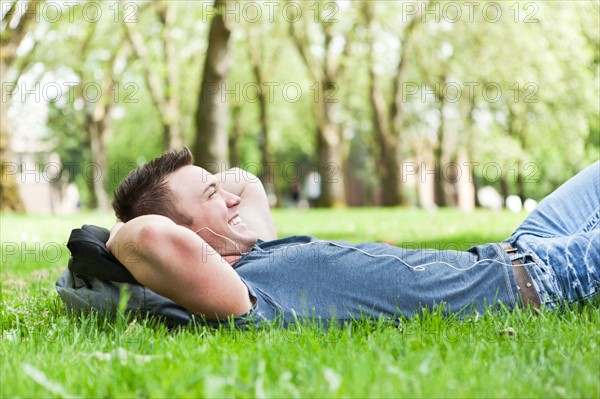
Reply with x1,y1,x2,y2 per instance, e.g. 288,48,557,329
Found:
8,0,600,207
105,82,164,195
1,210,599,397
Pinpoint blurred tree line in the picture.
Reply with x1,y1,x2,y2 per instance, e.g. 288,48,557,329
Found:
1,0,598,211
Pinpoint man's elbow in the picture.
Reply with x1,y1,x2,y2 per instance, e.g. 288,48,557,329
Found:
230,167,262,186
136,217,180,250
115,215,178,259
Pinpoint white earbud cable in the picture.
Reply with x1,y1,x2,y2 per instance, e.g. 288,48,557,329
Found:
194,227,535,272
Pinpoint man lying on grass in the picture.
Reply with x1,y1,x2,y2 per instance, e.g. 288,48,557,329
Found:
105,148,599,325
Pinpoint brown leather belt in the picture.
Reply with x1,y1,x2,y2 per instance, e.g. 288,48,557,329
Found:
501,243,541,309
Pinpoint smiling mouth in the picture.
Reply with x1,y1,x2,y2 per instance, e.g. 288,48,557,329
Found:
228,216,242,226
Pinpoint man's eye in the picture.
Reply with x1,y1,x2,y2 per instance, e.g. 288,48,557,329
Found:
209,190,217,198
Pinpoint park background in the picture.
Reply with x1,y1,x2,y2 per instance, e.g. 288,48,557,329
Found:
1,1,600,398
2,0,599,213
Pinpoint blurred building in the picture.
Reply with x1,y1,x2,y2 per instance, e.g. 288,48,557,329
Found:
9,136,79,215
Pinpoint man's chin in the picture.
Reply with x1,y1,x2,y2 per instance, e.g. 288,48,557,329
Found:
242,231,259,246
231,226,259,246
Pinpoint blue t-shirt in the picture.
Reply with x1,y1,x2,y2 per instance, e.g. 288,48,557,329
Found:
233,235,518,325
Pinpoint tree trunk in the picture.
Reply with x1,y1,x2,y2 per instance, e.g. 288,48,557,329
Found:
316,118,346,208
160,1,183,150
462,100,478,210
84,73,113,213
432,111,446,207
0,73,25,211
362,1,425,206
0,131,25,212
256,86,273,182
416,147,436,209
124,1,183,151
0,0,45,212
247,26,275,187
367,70,404,206
505,104,529,203
516,118,529,203
87,121,110,212
456,149,475,212
314,81,347,207
193,0,233,173
516,171,526,203
289,6,355,207
0,73,25,212
228,103,242,166
160,118,182,150
379,147,403,206
77,34,124,212
500,177,510,205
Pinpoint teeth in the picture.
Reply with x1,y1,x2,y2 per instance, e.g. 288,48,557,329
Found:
229,216,241,226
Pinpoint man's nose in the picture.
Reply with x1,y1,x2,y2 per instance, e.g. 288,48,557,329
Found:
225,191,241,208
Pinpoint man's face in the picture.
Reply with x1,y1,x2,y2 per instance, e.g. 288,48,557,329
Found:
166,165,258,256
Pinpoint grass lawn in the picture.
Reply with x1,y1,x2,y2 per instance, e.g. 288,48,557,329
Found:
1,209,599,398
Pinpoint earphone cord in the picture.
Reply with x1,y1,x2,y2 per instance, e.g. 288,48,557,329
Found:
194,226,250,256
193,228,535,272
251,240,537,272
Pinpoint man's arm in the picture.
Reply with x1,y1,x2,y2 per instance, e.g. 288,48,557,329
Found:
215,167,277,241
106,215,253,319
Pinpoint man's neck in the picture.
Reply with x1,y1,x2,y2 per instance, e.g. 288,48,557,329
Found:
223,254,243,265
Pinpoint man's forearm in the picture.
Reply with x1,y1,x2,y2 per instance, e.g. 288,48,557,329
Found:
216,168,277,241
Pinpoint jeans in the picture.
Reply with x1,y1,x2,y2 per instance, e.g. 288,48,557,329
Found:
505,161,600,308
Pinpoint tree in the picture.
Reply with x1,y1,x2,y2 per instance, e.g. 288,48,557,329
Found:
411,17,471,208
123,1,183,150
1,0,45,211
193,0,234,173
464,2,597,201
245,24,280,180
362,1,428,206
288,1,358,207
64,20,130,211
32,4,132,211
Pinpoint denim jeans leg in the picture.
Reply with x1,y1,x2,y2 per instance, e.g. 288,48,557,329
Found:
506,161,600,307
509,161,600,240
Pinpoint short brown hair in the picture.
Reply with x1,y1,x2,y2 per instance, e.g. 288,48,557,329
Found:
112,147,194,225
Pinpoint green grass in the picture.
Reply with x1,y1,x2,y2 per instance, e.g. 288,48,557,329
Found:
1,209,599,398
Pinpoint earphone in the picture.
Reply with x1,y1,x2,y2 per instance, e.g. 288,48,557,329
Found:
194,226,248,256
194,226,536,272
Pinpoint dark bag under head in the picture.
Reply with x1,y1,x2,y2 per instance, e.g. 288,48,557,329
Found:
66,225,139,285
56,224,193,327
